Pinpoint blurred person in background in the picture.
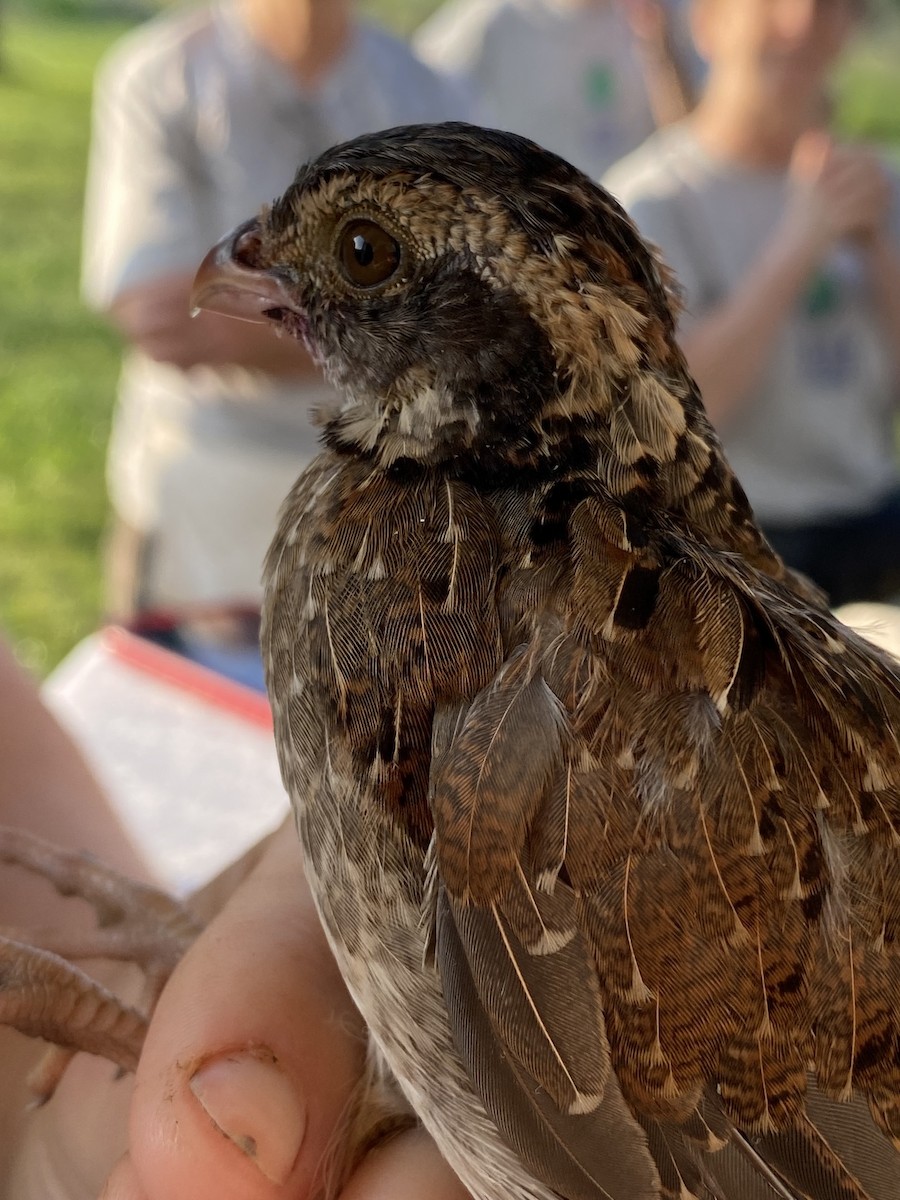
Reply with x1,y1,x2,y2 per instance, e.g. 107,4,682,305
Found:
82,0,466,661
414,0,700,182
605,0,900,605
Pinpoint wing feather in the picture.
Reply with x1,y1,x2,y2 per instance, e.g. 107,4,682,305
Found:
430,493,900,1199
435,887,660,1200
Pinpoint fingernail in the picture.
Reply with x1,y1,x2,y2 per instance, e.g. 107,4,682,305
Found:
189,1048,306,1185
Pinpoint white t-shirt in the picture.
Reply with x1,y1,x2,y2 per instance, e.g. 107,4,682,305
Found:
415,0,696,182
83,4,468,607
604,123,900,525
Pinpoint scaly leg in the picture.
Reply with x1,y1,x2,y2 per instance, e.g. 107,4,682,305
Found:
0,826,200,1103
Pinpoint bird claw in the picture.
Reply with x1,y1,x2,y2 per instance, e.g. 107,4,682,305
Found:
0,934,147,1103
0,825,201,1102
25,1045,78,1109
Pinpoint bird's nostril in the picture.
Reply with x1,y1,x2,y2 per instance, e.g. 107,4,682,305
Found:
192,217,295,325
232,224,264,270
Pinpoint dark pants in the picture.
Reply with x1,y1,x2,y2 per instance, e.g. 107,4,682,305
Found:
764,489,900,607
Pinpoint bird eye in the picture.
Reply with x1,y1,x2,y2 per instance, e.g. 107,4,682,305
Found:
338,220,401,288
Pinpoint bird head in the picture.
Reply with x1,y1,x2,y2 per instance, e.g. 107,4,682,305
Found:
195,125,690,474
193,122,782,577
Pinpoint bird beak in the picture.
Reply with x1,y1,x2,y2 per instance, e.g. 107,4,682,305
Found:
191,218,296,324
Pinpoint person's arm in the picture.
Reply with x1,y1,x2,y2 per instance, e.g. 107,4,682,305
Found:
865,226,900,388
677,224,823,428
0,639,152,1196
681,133,893,428
82,45,320,380
626,1,696,128
109,271,321,376
0,642,152,923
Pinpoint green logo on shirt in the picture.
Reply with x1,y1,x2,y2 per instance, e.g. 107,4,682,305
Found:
803,272,839,318
584,64,615,109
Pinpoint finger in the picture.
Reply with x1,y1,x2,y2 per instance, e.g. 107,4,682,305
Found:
7,842,273,1200
828,143,882,174
8,1034,134,1199
826,160,887,199
127,822,366,1200
790,128,832,180
828,184,889,233
340,1129,472,1200
99,1155,148,1200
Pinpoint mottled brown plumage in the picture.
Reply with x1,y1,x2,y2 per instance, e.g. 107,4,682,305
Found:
196,122,900,1200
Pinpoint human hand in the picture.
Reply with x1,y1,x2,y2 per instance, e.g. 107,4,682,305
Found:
782,130,891,256
111,272,320,376
622,0,669,43
9,822,470,1200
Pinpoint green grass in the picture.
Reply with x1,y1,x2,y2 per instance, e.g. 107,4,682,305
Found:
0,18,132,674
2,9,899,675
836,25,900,149
364,0,443,34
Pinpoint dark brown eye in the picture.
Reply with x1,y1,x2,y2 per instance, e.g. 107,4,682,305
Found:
338,220,401,288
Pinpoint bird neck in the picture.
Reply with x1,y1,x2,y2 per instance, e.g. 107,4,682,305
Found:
530,366,789,589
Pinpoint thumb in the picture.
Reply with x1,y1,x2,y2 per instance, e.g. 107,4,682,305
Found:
98,1155,147,1199
126,821,365,1200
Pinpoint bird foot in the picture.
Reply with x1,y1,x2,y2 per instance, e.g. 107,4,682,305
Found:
0,826,201,1103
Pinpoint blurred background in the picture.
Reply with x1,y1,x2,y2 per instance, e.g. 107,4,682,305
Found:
2,0,900,676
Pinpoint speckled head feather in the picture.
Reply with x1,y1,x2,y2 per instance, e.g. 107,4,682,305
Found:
193,122,900,1200
244,123,786,585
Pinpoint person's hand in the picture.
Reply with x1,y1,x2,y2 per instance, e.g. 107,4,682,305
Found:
782,131,892,256
110,272,321,376
9,822,470,1200
622,0,669,43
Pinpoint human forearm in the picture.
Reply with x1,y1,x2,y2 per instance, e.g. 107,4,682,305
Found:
151,310,321,376
678,132,896,427
110,273,321,377
681,229,822,427
638,46,694,128
866,231,900,384
0,640,152,1193
626,2,695,126
0,644,152,917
